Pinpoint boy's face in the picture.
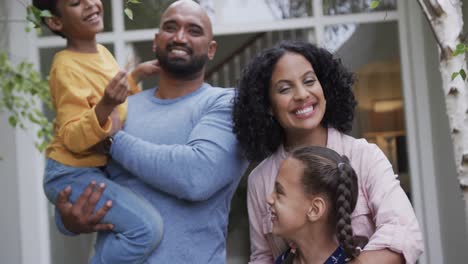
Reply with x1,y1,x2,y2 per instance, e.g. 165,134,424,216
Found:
52,0,104,39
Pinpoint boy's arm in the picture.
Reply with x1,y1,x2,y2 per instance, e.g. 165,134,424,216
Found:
53,69,128,154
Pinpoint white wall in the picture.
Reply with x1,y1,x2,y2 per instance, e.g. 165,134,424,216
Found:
0,2,51,264
0,1,25,263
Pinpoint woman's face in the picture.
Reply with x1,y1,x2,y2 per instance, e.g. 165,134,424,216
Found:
269,52,326,136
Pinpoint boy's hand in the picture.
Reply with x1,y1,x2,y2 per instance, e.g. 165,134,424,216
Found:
131,60,160,83
101,71,129,107
95,71,129,127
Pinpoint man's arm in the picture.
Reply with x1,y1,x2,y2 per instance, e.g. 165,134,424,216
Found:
110,92,248,201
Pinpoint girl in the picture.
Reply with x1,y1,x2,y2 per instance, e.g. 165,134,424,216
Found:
232,40,424,263
269,146,360,264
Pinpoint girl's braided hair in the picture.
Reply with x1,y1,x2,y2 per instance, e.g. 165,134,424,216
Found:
291,146,360,260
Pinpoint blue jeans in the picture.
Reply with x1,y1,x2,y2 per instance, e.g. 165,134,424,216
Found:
43,158,164,264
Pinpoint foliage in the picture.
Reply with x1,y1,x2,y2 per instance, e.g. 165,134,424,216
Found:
0,0,142,153
25,4,52,34
451,44,468,81
124,0,141,20
0,53,53,152
370,0,380,10
25,0,140,32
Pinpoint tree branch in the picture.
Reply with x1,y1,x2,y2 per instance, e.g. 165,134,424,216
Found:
417,0,448,57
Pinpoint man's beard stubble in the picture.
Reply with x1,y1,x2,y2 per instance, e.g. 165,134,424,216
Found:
156,46,209,80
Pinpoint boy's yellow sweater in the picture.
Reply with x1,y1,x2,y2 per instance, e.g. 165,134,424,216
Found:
46,44,140,167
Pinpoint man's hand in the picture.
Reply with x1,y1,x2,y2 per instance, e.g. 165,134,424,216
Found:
131,59,160,83
56,182,114,234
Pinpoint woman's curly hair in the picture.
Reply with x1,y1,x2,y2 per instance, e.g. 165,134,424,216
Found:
232,40,357,162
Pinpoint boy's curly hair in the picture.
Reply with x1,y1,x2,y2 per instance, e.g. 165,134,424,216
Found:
232,40,357,162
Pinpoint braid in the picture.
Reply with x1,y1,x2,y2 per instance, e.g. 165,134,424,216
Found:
290,146,361,262
335,157,359,260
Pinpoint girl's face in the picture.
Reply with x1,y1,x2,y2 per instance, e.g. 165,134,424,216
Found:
267,157,311,238
269,52,326,136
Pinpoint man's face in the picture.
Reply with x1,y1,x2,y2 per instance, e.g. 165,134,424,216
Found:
155,1,217,79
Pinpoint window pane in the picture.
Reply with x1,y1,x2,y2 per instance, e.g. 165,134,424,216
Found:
206,28,315,88
124,0,313,30
217,0,312,25
328,21,412,199
124,0,175,30
39,44,115,78
39,0,113,37
323,0,396,15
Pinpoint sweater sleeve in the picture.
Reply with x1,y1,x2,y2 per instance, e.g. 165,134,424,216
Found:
363,144,424,263
51,66,112,154
110,92,247,202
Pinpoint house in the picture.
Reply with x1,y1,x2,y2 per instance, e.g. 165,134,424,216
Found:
1,0,467,263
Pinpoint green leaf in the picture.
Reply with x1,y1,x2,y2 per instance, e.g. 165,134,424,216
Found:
8,116,17,127
40,10,52,18
460,69,466,81
127,0,141,4
370,0,380,9
452,72,460,81
456,43,465,51
453,49,464,56
124,8,133,20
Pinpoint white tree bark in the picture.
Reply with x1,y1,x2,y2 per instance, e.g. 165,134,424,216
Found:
418,0,468,226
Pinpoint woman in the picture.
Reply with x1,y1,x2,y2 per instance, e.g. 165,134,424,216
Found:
232,40,424,263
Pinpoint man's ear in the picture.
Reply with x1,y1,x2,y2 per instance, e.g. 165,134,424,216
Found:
44,16,63,33
207,40,217,60
307,196,326,222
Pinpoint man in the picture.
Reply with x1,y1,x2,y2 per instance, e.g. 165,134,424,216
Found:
54,1,248,263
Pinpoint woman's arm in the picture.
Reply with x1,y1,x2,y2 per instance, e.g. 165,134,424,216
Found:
351,249,404,264
361,144,424,263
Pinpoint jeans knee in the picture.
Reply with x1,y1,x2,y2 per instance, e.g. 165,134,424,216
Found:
139,211,164,254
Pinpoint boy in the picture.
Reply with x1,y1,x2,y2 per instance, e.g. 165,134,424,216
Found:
33,0,163,263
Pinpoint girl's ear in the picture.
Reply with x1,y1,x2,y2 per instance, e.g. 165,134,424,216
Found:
307,196,326,222
44,16,63,33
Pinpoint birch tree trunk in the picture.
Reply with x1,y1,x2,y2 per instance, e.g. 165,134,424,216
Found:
417,0,468,226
